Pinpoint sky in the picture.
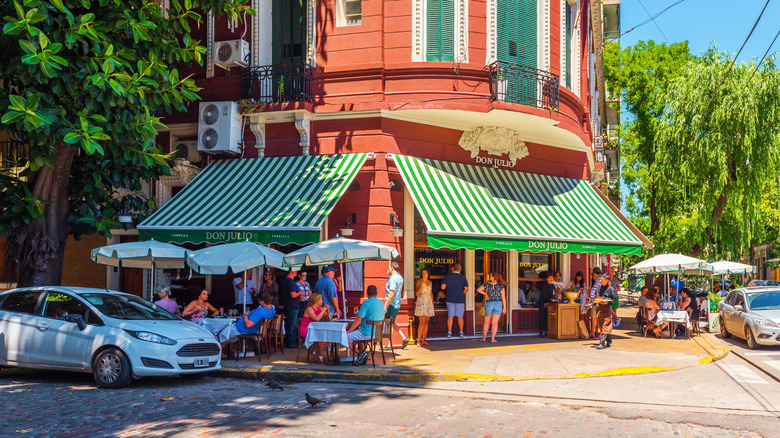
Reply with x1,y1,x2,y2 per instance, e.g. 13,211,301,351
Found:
619,0,780,61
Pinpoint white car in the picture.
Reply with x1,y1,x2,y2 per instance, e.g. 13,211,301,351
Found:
0,287,221,388
719,287,780,349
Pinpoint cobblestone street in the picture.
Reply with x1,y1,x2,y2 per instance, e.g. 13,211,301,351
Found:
0,369,763,437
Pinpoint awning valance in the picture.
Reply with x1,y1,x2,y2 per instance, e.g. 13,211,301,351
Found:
138,153,367,245
393,154,647,255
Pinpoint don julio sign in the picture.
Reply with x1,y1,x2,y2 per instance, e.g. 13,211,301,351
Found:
527,241,569,251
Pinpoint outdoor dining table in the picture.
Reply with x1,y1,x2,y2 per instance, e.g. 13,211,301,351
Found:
197,317,237,339
656,309,690,339
305,320,352,364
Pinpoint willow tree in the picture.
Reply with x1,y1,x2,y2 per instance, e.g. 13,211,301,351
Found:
653,50,780,258
0,0,251,286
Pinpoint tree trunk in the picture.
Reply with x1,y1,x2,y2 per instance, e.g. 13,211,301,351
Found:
10,143,76,287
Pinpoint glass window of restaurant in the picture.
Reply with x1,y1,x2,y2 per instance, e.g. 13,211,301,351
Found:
514,252,555,333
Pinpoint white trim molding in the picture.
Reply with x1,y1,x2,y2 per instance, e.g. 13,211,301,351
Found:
306,0,317,66
248,114,266,157
540,0,550,72
485,0,497,64
251,0,261,66
294,112,312,155
560,0,567,86
412,0,425,61
206,11,215,78
454,0,469,63
573,2,581,98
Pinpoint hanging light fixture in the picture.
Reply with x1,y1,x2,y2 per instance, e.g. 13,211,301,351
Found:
390,213,403,237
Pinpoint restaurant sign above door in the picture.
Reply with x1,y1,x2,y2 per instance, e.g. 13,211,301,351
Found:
427,234,643,256
139,228,321,246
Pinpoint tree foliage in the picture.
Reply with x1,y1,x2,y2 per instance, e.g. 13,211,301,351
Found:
653,50,780,258
0,0,251,285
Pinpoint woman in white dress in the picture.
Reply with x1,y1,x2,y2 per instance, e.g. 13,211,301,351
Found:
414,269,435,346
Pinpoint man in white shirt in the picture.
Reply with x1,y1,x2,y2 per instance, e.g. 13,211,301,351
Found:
233,270,255,312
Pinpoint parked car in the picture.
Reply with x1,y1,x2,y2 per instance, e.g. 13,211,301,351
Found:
0,287,221,388
747,280,780,287
718,287,780,349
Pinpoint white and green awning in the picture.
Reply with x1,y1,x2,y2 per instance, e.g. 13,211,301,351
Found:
138,153,367,245
394,155,647,255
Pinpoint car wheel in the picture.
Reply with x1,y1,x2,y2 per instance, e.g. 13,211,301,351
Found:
719,315,731,338
93,348,133,389
745,326,759,350
179,372,208,380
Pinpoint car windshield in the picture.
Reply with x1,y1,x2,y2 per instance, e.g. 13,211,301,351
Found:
81,293,179,320
746,292,780,310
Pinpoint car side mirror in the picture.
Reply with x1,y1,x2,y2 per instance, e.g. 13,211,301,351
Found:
63,314,87,331
734,305,743,312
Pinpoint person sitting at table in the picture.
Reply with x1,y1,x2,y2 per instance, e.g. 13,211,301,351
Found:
679,288,699,321
526,282,541,305
182,290,219,323
644,289,669,337
300,293,331,363
218,292,275,351
153,285,179,315
346,285,385,354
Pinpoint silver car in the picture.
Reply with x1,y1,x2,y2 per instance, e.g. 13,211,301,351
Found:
0,287,222,388
719,287,780,349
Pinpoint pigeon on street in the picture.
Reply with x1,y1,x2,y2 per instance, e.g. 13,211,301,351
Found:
305,393,327,408
266,380,284,391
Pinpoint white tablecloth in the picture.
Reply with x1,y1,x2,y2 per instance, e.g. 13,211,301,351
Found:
304,321,349,349
657,310,689,325
198,318,235,337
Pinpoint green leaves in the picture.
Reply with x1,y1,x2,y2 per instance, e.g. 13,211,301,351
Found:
1,93,53,130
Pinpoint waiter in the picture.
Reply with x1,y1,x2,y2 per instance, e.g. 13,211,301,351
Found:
595,274,618,349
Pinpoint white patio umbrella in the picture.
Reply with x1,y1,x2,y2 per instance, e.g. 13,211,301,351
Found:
186,241,288,314
628,253,713,301
710,260,753,276
283,236,400,317
91,240,188,300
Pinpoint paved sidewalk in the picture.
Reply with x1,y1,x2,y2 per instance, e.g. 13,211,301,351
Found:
217,308,729,383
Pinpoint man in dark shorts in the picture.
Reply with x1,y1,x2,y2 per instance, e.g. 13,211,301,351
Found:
439,263,469,338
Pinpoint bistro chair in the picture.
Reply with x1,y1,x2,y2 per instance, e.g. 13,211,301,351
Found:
636,306,647,336
269,314,285,354
352,319,382,367
381,316,397,362
296,318,312,363
234,318,272,361
686,308,700,338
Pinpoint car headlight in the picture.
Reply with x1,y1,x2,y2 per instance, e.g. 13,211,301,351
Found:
752,318,779,328
123,330,177,345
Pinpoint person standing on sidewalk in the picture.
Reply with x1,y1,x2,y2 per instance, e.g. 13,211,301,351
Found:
233,270,255,313
315,267,341,318
587,267,602,339
385,261,409,349
282,270,303,348
438,263,468,338
414,268,435,346
477,272,506,343
538,272,554,337
596,274,618,349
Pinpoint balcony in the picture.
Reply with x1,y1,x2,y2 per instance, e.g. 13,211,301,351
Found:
603,1,621,40
241,62,314,104
489,61,560,111
594,136,606,164
1,140,29,168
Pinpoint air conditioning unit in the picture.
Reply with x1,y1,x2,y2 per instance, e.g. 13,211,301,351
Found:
214,39,250,69
172,141,200,163
197,101,242,154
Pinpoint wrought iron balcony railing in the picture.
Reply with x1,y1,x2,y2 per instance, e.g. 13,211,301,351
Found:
489,61,560,111
241,62,314,104
594,136,606,164
1,140,29,168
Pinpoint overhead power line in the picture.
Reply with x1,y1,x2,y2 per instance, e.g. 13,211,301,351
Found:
747,26,780,84
637,0,670,43
622,0,687,37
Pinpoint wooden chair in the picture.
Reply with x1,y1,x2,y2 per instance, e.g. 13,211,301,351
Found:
636,306,647,336
269,314,285,354
296,318,312,363
352,320,382,366
686,308,700,338
381,317,397,362
234,318,272,361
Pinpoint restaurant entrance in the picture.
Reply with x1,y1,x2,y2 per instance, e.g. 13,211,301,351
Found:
474,250,508,333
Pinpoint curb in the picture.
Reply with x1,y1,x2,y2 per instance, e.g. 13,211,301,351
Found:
698,346,729,364
216,364,682,384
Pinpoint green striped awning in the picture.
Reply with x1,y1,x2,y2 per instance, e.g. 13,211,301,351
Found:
394,155,645,255
138,153,367,245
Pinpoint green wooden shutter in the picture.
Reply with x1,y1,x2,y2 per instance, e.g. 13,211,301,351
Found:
426,0,454,62
272,0,305,64
272,0,283,65
566,2,572,80
521,0,536,68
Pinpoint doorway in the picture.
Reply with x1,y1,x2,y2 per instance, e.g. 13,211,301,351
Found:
474,250,508,333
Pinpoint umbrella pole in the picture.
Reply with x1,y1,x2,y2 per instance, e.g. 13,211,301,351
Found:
150,258,155,301
340,263,346,319
243,271,247,315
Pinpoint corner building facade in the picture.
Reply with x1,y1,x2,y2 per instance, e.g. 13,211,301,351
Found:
138,0,649,338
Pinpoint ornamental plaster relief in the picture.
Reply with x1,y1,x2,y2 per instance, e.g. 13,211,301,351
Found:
540,0,550,71
295,113,312,156
412,0,425,61
485,0,497,64
306,0,317,66
458,126,530,166
455,0,469,63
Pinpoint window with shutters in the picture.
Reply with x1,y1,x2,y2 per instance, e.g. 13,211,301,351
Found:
426,0,454,62
272,0,306,64
337,0,362,26
497,0,536,67
564,1,572,89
